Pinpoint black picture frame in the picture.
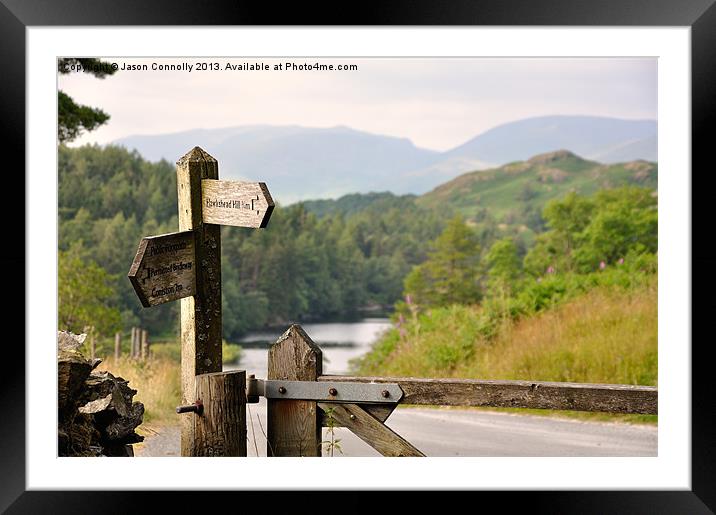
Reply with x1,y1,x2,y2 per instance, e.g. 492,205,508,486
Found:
2,1,712,512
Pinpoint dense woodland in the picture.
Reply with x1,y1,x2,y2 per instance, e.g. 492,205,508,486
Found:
58,144,657,346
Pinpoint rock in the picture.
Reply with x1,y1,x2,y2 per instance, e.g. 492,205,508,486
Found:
58,331,93,419
58,331,144,457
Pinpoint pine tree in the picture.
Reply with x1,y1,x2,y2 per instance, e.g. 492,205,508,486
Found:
58,58,117,143
404,216,482,307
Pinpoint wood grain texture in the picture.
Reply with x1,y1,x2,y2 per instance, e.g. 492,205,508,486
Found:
177,147,223,457
194,371,247,457
317,403,424,457
127,230,196,307
320,404,395,427
319,376,658,414
267,325,322,456
201,179,274,228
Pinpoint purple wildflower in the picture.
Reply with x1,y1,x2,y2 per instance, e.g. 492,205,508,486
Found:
599,261,606,270
396,314,405,328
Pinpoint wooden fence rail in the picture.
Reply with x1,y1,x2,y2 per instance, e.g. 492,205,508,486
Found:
318,375,657,415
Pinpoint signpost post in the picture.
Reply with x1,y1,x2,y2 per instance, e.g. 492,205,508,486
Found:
127,146,274,456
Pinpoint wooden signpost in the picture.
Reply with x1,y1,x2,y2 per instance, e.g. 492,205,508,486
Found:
127,230,195,307
127,146,274,457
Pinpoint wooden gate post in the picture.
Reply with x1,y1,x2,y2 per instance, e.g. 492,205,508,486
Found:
194,370,247,456
141,329,149,360
131,327,137,359
267,324,323,456
177,147,223,456
114,332,121,361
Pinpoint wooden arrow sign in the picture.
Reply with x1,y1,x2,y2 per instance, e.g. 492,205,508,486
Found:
127,230,196,307
201,179,274,228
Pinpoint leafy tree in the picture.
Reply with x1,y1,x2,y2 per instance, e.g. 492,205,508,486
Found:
485,238,522,297
523,192,594,275
403,216,482,307
58,244,121,335
58,58,117,143
573,188,657,271
524,187,657,276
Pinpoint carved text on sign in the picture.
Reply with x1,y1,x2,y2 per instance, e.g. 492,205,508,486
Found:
201,179,274,228
128,230,196,307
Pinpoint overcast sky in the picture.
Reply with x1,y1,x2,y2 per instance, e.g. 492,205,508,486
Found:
59,57,657,152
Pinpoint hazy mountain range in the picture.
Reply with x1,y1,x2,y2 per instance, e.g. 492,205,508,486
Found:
113,115,656,204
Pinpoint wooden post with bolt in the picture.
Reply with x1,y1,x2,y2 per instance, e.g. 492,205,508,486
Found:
194,370,247,456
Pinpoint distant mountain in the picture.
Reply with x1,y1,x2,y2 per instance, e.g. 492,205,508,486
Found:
444,115,656,165
112,116,656,203
114,125,441,204
417,150,657,232
589,134,657,163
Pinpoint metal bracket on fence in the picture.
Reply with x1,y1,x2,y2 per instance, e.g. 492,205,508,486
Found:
246,377,403,404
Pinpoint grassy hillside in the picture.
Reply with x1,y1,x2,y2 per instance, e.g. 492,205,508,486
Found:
417,150,657,233
355,279,657,422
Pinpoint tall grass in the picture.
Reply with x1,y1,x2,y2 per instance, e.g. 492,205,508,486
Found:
97,356,181,424
461,284,657,386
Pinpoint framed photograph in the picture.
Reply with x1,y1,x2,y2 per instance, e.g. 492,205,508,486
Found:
3,0,712,512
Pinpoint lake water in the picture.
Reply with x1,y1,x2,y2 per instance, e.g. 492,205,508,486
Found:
225,318,392,377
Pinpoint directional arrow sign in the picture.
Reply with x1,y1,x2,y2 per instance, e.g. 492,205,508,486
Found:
201,179,274,228
127,230,196,307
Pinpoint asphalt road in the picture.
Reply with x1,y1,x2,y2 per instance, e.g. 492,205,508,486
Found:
136,401,657,457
